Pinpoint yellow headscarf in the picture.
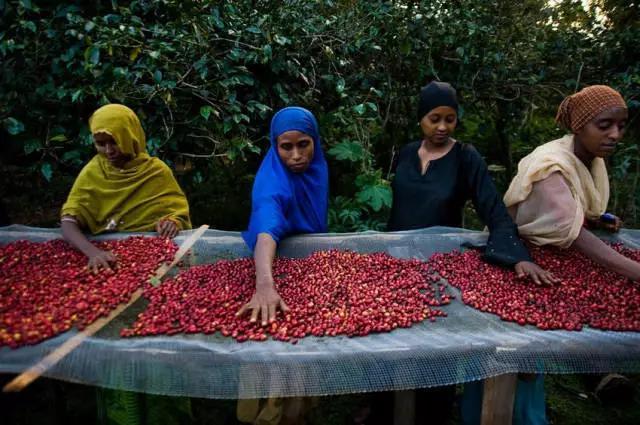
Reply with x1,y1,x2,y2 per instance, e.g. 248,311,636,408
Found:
61,104,192,234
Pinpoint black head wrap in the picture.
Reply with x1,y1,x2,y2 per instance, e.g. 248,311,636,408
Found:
417,81,459,122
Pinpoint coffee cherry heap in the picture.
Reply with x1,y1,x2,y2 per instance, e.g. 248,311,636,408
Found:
122,250,451,342
429,244,640,331
0,237,177,348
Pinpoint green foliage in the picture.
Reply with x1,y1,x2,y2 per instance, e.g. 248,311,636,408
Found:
0,0,639,230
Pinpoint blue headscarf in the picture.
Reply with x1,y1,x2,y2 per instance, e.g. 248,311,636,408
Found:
242,107,329,251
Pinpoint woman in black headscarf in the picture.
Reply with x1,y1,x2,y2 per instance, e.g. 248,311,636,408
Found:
389,81,554,282
385,81,556,425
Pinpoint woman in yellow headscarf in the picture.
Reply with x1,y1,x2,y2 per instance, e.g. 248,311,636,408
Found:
61,104,193,425
61,103,191,272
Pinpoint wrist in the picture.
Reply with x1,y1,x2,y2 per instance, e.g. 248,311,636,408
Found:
84,246,101,258
256,276,274,288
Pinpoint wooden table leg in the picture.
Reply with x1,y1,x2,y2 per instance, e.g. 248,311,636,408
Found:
394,390,415,425
481,374,518,425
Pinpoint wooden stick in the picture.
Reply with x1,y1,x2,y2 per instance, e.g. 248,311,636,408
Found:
393,390,416,425
3,225,209,392
481,373,518,425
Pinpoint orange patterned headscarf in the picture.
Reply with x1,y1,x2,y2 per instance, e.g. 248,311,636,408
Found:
555,85,627,133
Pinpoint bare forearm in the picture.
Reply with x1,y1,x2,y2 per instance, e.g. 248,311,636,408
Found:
254,233,277,287
571,228,640,281
61,220,99,257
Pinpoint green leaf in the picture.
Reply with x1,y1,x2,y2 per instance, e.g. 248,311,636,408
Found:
353,104,366,115
62,150,83,163
22,21,36,32
3,117,25,135
71,89,83,103
149,276,161,287
153,69,163,83
19,0,32,10
23,139,41,154
356,184,392,212
85,45,100,65
200,105,214,120
146,137,161,155
149,50,160,59
49,134,67,142
274,34,290,45
328,141,365,162
246,26,262,34
261,44,272,62
84,21,96,32
41,163,53,181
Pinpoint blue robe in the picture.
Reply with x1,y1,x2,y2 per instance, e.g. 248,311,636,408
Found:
242,107,329,250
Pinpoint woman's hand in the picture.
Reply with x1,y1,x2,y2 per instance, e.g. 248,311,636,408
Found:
156,219,179,238
87,248,117,273
236,279,290,326
514,261,560,286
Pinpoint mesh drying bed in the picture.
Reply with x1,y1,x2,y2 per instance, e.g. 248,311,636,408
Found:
1,225,639,398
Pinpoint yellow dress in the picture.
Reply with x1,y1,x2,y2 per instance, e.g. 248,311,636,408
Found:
61,104,191,233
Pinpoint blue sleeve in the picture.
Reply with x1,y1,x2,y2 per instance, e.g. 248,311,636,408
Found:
241,194,291,251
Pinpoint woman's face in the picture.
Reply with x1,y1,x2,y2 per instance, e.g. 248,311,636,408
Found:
277,130,315,173
420,106,457,145
574,107,627,158
94,132,131,167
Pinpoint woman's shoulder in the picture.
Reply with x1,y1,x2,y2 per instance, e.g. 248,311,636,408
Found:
75,154,102,178
400,140,421,152
147,156,176,175
397,140,421,160
455,141,483,163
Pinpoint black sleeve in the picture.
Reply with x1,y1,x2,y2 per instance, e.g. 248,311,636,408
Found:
461,143,532,266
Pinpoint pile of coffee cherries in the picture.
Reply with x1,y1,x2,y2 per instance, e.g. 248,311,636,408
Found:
429,244,640,331
0,237,177,348
122,250,451,342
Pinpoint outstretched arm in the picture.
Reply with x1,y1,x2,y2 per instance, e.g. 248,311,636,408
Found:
572,227,640,281
237,233,290,325
61,217,116,273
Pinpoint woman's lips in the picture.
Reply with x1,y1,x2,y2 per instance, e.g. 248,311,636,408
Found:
601,144,617,151
290,162,308,171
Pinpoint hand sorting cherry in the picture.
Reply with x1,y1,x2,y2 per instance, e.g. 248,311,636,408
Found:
122,250,451,342
429,244,640,331
0,237,177,348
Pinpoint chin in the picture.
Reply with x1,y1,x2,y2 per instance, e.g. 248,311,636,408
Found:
289,165,309,173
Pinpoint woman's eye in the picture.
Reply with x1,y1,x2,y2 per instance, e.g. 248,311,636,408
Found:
597,120,612,130
299,140,310,148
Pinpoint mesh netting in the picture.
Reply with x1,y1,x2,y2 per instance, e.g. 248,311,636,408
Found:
1,225,639,398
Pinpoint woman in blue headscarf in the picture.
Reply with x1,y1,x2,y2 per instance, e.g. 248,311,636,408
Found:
238,106,328,326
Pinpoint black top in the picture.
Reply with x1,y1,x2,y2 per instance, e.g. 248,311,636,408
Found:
388,141,531,266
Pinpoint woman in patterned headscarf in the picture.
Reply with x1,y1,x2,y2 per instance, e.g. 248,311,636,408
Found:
504,85,640,280
61,104,191,272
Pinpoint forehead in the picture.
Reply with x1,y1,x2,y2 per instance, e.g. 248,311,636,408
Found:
592,107,628,122
426,106,457,117
277,130,313,144
93,132,116,143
